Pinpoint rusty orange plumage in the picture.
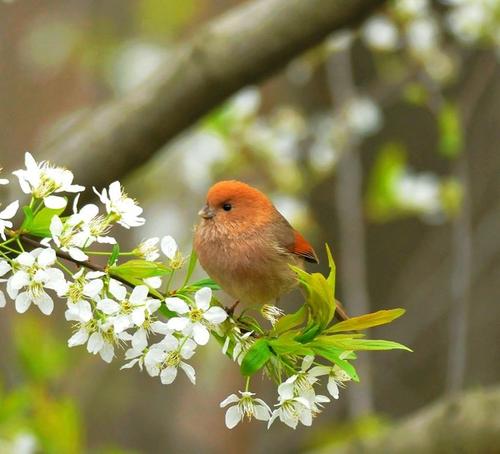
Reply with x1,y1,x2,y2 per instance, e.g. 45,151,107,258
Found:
194,180,318,307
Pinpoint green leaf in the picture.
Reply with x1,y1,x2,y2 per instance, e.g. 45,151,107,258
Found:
326,308,406,333
272,305,307,335
295,323,322,343
22,206,65,237
185,278,221,291
108,244,120,267
240,339,273,376
269,333,314,356
291,266,336,332
110,260,171,279
312,346,360,382
313,336,412,352
325,243,336,293
182,249,198,286
21,206,34,230
438,102,463,159
159,303,176,318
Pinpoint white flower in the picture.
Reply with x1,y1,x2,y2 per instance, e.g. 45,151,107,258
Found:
86,320,132,363
309,364,352,399
94,181,145,229
135,237,160,261
143,276,162,289
121,328,151,370
220,391,271,429
165,287,227,345
160,235,178,260
268,380,313,429
0,200,19,240
6,248,65,315
56,269,104,304
144,334,197,384
0,168,9,185
283,355,319,395
362,15,399,51
42,215,89,261
99,281,161,333
0,260,11,308
13,152,84,208
261,304,284,326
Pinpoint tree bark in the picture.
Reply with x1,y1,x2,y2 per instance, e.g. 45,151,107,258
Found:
37,0,385,189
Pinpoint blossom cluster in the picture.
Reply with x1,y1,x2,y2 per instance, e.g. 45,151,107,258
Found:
0,152,365,431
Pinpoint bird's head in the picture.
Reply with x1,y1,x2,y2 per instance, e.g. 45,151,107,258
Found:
198,180,274,231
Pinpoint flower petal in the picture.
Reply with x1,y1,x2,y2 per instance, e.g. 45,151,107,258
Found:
225,406,242,429
160,235,178,259
194,287,212,311
160,366,178,385
44,195,67,209
192,323,210,345
165,297,189,314
203,306,227,324
220,394,239,408
15,292,32,313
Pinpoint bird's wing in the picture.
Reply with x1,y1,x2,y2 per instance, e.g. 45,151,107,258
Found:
289,230,319,264
271,210,319,264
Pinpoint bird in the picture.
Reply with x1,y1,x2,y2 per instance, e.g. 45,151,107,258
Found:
194,180,330,315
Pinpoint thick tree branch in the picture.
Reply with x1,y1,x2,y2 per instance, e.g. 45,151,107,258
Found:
313,387,500,454
38,0,385,189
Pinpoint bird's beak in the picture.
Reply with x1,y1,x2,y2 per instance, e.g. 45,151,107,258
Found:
198,204,216,219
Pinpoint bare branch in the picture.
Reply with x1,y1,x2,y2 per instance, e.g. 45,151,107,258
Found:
38,0,385,189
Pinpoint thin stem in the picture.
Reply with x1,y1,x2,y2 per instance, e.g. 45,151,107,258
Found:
0,244,22,255
245,376,251,392
165,269,176,293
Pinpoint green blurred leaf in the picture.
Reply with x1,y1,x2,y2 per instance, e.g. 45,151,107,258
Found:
240,339,272,376
110,260,170,279
137,0,196,37
438,102,463,158
366,143,406,222
13,316,69,383
326,309,406,333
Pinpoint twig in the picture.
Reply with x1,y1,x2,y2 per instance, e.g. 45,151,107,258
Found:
5,230,151,294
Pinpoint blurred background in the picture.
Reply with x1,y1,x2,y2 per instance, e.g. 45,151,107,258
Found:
1,0,499,452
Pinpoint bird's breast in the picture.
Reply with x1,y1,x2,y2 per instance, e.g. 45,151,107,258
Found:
194,221,301,305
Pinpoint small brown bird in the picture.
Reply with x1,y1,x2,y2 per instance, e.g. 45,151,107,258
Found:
194,180,319,309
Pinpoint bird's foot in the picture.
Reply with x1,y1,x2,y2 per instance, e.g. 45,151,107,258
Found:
225,300,240,317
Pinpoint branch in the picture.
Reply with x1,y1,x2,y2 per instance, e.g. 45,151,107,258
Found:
5,231,135,290
316,386,500,454
39,0,385,190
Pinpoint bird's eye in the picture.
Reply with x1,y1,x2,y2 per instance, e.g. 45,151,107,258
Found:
222,203,232,211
